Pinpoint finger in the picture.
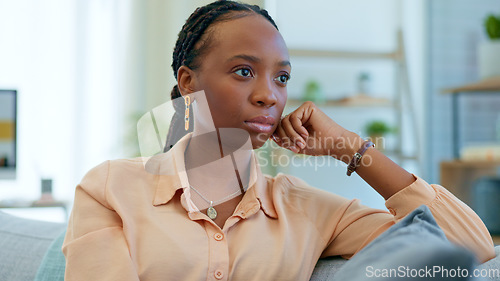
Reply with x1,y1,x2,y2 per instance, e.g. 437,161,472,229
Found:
275,121,298,152
293,103,314,138
289,114,309,140
280,116,306,150
270,132,281,146
274,121,288,146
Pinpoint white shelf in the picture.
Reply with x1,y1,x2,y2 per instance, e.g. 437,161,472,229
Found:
442,76,500,94
289,48,401,61
285,30,420,170
286,95,393,108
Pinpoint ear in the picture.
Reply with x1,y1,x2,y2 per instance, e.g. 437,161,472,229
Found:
177,65,198,96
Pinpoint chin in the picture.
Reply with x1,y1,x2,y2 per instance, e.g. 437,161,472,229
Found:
249,134,271,150
216,127,272,150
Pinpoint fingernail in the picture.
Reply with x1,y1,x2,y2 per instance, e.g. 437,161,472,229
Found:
289,145,297,151
301,133,308,139
297,141,305,149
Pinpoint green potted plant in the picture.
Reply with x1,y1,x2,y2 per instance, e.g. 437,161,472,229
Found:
365,120,393,151
478,13,500,79
485,14,500,39
302,80,325,104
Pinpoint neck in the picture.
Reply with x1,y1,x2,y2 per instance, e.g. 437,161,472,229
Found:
184,129,253,195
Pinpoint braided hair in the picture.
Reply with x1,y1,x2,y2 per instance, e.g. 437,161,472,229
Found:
164,0,278,152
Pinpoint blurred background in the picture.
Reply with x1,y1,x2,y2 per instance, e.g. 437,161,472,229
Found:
0,0,499,240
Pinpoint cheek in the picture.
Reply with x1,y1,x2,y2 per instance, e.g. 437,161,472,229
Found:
276,88,288,114
214,100,243,121
204,83,246,122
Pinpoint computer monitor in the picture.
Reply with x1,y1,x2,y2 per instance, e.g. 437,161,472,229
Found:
0,89,17,180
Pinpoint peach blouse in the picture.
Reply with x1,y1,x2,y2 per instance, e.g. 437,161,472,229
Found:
62,134,495,281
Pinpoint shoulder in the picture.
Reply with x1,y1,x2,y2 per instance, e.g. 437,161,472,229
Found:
81,157,147,182
79,157,153,196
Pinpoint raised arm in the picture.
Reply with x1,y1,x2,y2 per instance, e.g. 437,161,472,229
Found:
271,101,495,263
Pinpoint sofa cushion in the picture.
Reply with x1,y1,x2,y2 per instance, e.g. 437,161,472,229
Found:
34,230,66,281
0,211,66,281
477,246,500,280
310,255,347,280
330,205,480,281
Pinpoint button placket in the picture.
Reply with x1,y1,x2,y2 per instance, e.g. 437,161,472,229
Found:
205,222,228,281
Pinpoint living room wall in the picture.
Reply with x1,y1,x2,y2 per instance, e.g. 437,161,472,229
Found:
425,0,500,184
0,0,263,220
0,0,428,217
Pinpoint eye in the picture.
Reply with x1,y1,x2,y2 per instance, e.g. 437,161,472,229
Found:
274,73,290,85
234,68,253,77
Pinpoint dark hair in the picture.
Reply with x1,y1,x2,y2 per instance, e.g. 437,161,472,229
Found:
164,0,278,152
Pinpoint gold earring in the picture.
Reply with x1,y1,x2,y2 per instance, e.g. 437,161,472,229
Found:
184,96,191,131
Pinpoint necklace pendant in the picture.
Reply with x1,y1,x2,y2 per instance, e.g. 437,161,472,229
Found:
207,206,217,220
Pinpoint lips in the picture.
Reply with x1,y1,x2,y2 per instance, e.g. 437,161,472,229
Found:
244,115,276,133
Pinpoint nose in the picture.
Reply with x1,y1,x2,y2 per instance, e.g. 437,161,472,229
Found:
250,77,277,107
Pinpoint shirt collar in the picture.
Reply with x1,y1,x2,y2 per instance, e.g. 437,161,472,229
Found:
149,132,277,219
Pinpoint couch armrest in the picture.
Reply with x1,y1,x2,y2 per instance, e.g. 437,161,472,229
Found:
311,245,500,281
0,211,66,281
477,246,500,281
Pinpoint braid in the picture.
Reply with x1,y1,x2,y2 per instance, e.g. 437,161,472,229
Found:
173,5,233,76
165,0,278,152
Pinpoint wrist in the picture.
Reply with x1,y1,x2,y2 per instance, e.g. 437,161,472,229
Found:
346,139,375,176
331,131,365,164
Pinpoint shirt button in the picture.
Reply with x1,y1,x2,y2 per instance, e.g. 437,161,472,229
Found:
388,207,396,216
214,269,224,280
214,233,224,241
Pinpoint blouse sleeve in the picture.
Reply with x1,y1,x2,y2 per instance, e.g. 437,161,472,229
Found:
317,175,495,263
62,161,140,281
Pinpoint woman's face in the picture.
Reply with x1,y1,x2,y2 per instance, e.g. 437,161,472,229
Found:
191,14,290,149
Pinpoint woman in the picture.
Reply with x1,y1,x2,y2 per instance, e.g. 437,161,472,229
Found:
62,1,495,280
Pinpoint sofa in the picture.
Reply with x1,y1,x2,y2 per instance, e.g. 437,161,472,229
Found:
1,210,499,281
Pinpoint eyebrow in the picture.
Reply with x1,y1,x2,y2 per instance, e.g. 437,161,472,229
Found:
226,54,291,68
